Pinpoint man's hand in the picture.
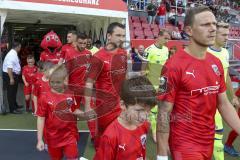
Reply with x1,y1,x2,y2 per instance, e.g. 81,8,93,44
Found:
72,109,97,121
25,82,29,87
10,78,15,85
36,140,45,151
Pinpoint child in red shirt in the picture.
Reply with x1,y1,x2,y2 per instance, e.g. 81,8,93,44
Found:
36,64,80,160
22,54,37,113
92,76,157,160
32,61,54,115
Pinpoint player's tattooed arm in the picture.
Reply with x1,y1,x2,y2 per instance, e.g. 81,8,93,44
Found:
156,100,173,156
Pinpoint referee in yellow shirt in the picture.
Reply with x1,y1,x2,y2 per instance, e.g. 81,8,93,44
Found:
144,29,171,142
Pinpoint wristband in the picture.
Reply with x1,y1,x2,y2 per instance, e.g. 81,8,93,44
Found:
157,155,168,160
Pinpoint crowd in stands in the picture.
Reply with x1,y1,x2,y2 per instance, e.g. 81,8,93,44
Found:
129,0,240,40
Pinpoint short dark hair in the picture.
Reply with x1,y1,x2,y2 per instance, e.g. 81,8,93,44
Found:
120,76,157,107
27,54,34,59
77,32,88,40
67,30,77,35
107,22,125,35
12,41,21,49
159,29,170,36
95,40,101,45
217,22,229,29
184,6,213,27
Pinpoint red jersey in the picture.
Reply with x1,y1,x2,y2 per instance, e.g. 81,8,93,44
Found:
64,48,91,87
61,44,75,58
33,78,50,97
88,48,127,102
22,65,38,84
37,91,79,147
157,5,166,16
40,51,62,64
158,49,226,152
94,119,149,160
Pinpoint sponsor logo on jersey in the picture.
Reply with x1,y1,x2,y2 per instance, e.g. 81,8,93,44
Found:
191,85,220,96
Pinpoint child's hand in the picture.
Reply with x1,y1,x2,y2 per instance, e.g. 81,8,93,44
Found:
36,140,45,151
25,82,29,87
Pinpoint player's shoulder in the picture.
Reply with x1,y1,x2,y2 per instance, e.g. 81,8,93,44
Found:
145,44,155,52
139,121,150,132
162,45,169,51
164,50,183,66
22,65,28,70
102,119,120,138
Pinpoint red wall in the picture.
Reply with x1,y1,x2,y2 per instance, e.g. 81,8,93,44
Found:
131,39,189,50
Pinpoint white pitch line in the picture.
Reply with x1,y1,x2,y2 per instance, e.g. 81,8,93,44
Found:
0,129,90,132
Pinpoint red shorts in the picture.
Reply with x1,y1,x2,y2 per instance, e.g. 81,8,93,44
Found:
171,150,213,160
48,143,79,160
24,85,33,95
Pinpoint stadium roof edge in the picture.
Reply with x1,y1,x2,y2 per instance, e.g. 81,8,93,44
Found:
0,1,128,19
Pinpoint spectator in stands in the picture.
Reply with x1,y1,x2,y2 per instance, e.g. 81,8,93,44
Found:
168,9,178,26
171,27,182,40
131,45,146,72
146,0,158,24
181,30,189,40
157,2,167,27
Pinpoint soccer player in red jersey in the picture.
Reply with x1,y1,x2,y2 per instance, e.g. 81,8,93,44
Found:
36,64,79,160
32,61,54,115
61,30,78,59
94,76,156,160
156,6,240,160
22,54,38,112
82,22,127,149
63,33,91,105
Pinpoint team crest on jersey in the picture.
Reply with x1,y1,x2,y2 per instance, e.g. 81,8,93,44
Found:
66,97,74,106
159,76,168,93
140,134,147,148
211,64,220,76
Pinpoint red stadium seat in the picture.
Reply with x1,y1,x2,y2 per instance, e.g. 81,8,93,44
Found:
145,35,154,39
134,26,143,31
140,16,148,23
153,31,159,38
150,24,158,30
132,22,141,28
144,30,154,38
135,35,145,39
142,23,151,30
134,30,144,38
